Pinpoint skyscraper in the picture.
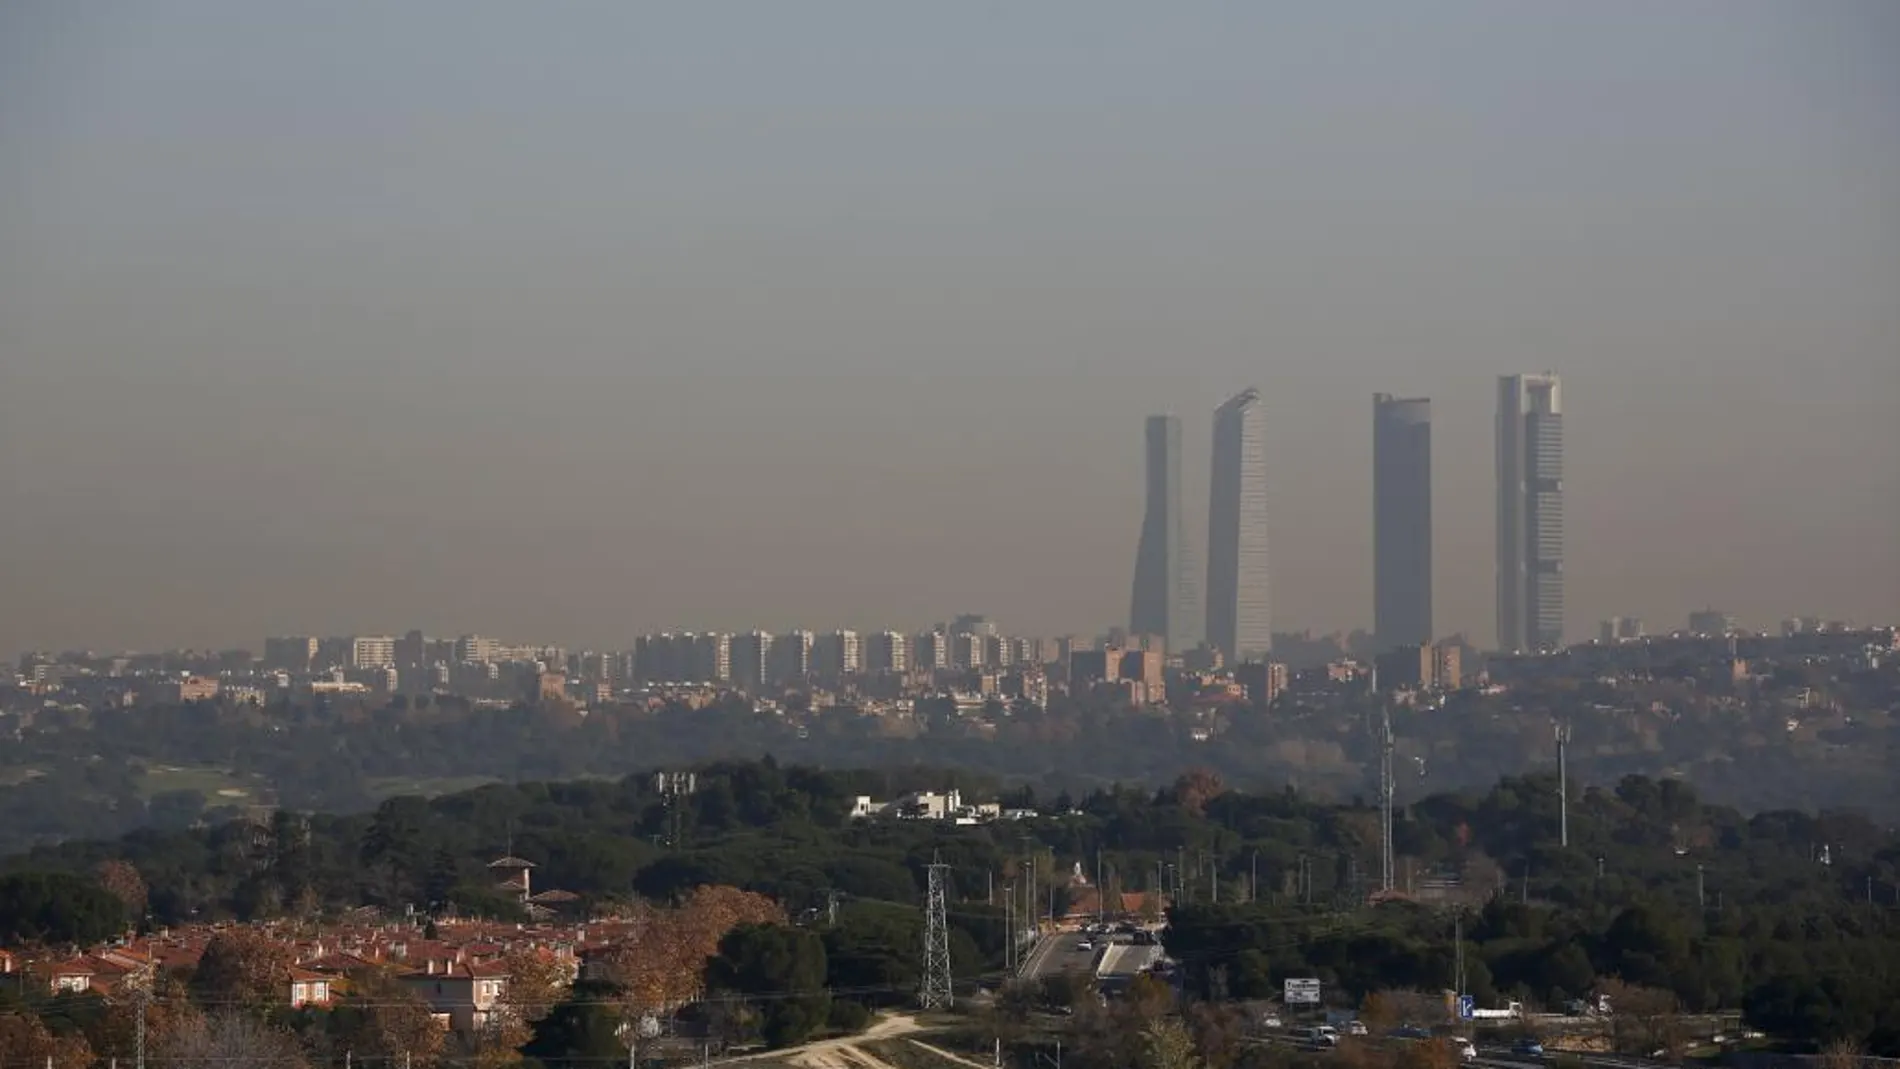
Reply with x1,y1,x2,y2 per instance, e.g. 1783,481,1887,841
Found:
1496,373,1564,652
1128,414,1201,652
1205,388,1272,660
1373,394,1433,650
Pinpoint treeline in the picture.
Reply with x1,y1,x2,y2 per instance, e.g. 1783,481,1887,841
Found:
3,759,1899,1052
3,665,1896,858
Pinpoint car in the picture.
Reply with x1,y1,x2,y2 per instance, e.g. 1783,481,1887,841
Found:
1512,1039,1545,1057
1074,941,1094,952
1261,1014,1283,1029
1348,1021,1369,1037
1457,1040,1479,1062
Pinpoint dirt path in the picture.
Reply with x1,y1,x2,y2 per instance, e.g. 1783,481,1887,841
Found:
716,1013,924,1067
904,1037,995,1069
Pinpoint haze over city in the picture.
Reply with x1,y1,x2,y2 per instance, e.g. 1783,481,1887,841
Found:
2,2,1896,655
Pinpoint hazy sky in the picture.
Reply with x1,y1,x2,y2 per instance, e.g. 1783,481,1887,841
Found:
2,2,1896,655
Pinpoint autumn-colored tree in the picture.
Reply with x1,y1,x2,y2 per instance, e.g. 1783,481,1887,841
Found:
85,974,204,1065
1142,1019,1206,1069
191,928,296,1011
1395,1039,1460,1069
0,1011,97,1069
500,948,571,1023
1172,769,1226,816
470,949,573,1067
1597,978,1685,1061
1184,1002,1250,1069
605,885,785,1021
1361,989,1443,1034
331,972,448,1068
162,1012,307,1069
94,859,149,918
1820,1039,1867,1069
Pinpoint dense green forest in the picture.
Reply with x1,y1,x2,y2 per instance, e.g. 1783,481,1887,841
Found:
4,759,1897,1054
3,658,1895,857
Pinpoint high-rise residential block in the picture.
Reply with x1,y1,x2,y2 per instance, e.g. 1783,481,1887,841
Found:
773,630,814,684
262,636,319,674
1373,394,1433,651
454,634,499,663
866,631,910,675
1129,414,1201,653
350,635,397,670
915,631,950,671
952,632,985,670
692,632,732,682
1206,388,1273,660
731,631,772,691
1496,373,1564,652
814,630,862,678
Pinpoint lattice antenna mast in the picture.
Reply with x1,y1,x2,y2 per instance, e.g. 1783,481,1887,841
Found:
1380,706,1396,892
1555,722,1572,848
921,855,954,1010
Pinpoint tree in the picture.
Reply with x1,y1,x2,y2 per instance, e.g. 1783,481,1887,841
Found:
321,975,448,1069
0,872,128,944
191,928,295,1010
1143,1019,1207,1069
823,901,923,1007
94,859,149,918
1185,1002,1250,1069
1598,979,1686,1061
523,980,632,1068
0,1012,94,1069
161,1013,307,1069
706,923,830,1048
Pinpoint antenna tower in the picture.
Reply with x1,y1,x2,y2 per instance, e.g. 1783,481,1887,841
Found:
921,856,954,1010
1555,722,1571,848
1379,706,1395,892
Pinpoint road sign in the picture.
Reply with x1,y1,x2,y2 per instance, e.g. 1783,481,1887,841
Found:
1285,978,1321,1005
1457,995,1475,1020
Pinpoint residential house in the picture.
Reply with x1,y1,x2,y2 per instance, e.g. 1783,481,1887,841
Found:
399,960,511,1032
288,967,336,1008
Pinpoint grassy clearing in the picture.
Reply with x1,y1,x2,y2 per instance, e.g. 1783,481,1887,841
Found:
137,764,251,799
364,775,502,800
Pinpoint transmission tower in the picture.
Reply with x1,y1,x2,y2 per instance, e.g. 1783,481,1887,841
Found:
1379,706,1395,893
921,856,953,1010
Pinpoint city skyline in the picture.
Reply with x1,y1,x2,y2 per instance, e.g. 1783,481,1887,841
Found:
2,5,1895,654
1205,388,1274,660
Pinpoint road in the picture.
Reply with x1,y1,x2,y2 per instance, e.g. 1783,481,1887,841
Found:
1018,928,1094,981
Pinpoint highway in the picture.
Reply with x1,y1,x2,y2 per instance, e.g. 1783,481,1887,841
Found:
1018,928,1094,981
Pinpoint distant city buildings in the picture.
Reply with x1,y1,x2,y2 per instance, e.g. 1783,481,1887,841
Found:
1206,388,1273,661
1129,414,1201,654
1686,609,1738,637
1599,617,1646,644
1496,373,1565,653
1373,394,1433,652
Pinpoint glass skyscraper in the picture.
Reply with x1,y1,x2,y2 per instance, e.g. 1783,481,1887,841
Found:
1496,373,1564,652
1373,393,1433,651
1206,388,1272,660
1128,414,1200,652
